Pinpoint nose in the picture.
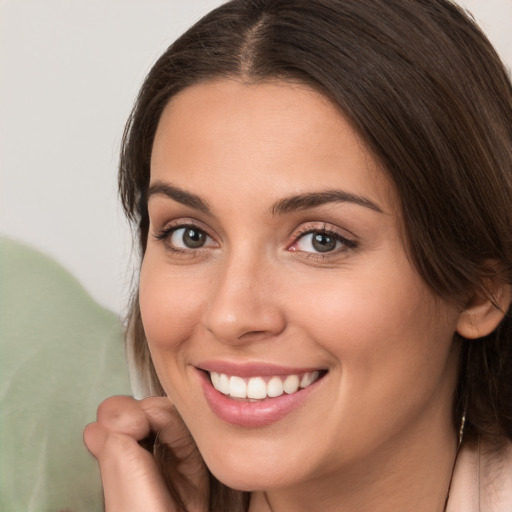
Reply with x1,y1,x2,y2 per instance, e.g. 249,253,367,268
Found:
202,252,286,345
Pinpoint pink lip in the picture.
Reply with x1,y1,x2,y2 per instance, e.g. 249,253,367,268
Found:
196,365,326,428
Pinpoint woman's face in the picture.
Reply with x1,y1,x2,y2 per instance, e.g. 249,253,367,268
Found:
140,80,462,491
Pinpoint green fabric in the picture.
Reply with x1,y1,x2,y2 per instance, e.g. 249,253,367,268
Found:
0,237,131,512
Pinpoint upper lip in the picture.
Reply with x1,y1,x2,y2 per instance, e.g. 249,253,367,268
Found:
196,360,326,377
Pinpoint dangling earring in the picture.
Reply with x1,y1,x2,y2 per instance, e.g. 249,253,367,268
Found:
442,406,467,512
458,409,466,447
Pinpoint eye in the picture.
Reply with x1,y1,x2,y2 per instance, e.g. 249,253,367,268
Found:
154,222,217,253
289,226,357,257
295,231,342,253
170,227,210,249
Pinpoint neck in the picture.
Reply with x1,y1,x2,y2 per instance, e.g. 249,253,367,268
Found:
249,412,459,512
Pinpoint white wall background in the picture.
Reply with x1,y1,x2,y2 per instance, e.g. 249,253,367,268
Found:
0,0,224,314
1,0,511,315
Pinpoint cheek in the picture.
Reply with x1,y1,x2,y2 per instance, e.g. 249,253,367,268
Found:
288,268,407,349
285,265,460,450
139,255,205,356
289,261,457,380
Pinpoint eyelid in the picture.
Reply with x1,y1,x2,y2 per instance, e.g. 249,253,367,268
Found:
153,217,214,238
291,221,356,240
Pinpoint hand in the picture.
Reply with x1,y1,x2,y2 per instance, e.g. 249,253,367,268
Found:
84,395,208,512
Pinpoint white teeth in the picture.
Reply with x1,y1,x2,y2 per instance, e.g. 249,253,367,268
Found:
300,370,319,388
267,376,284,397
209,370,322,399
247,377,267,399
210,371,220,389
300,372,312,388
229,376,247,398
217,373,230,394
283,374,300,394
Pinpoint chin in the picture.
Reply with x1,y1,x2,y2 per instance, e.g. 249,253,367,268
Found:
207,463,289,492
197,439,310,492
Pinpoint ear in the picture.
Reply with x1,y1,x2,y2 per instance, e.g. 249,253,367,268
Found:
456,278,512,339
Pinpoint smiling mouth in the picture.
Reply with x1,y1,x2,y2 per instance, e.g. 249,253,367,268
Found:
208,370,325,401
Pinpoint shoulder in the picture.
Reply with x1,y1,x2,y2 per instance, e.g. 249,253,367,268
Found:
448,436,512,512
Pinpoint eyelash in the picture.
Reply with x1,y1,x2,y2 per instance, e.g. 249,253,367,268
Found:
153,221,358,260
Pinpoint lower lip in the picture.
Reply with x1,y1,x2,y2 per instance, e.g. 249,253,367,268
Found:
198,370,324,428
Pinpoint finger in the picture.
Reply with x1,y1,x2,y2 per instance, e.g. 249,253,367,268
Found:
98,396,189,452
137,397,208,501
85,398,208,511
96,395,152,441
83,421,109,459
140,397,190,446
103,435,177,511
85,421,178,512
90,395,193,463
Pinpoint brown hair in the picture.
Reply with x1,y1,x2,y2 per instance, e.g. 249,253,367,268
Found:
119,1,512,509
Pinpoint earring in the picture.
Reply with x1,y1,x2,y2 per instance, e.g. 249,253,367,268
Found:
458,409,466,447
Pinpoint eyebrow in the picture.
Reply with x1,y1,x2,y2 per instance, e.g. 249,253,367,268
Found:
147,182,211,213
147,181,384,216
271,190,384,215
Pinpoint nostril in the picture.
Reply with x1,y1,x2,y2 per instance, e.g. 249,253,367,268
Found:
238,329,275,341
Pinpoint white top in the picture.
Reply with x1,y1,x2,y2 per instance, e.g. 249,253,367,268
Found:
448,436,512,511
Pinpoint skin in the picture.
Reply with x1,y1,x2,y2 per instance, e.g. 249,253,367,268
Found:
136,79,466,511
84,396,204,511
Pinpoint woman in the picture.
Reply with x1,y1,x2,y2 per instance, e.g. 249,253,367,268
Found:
84,0,512,510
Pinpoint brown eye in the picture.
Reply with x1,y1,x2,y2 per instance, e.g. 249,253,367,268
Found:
295,231,343,254
311,233,337,253
170,227,208,249
182,228,207,248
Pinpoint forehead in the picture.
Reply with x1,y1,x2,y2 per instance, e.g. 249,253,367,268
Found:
150,79,395,213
